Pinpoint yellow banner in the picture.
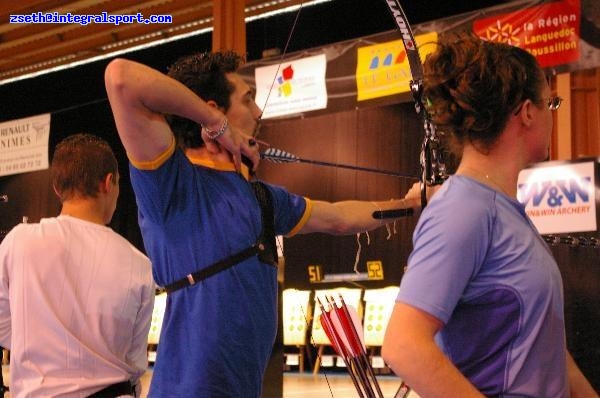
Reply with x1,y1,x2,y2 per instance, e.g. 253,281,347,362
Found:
356,31,438,101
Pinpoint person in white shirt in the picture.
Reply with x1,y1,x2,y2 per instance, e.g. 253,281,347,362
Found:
0,133,155,397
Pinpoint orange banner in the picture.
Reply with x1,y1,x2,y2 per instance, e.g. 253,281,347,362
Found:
474,0,581,68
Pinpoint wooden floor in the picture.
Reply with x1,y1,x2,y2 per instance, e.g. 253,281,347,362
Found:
139,369,403,397
2,366,404,397
281,372,403,397
140,369,405,397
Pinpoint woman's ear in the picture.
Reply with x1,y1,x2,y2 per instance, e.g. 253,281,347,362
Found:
518,99,535,127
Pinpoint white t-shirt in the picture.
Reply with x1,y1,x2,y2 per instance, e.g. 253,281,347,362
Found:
0,215,154,397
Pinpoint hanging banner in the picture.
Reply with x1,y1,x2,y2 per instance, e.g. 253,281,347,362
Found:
356,32,438,101
254,54,328,119
238,0,598,115
517,160,597,234
0,113,50,177
474,0,581,68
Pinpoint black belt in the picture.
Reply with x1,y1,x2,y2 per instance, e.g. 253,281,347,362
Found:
87,381,135,398
163,243,271,293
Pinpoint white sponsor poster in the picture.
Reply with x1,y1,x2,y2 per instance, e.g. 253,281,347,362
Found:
254,54,327,119
0,113,51,177
517,161,597,234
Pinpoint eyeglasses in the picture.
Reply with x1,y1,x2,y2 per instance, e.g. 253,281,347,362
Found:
546,96,563,111
513,96,563,115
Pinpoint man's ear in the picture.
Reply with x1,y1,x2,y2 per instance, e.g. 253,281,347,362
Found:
205,99,219,109
100,173,115,193
52,184,62,200
206,99,227,114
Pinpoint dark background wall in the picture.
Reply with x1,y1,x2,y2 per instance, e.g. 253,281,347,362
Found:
258,103,422,289
0,0,508,260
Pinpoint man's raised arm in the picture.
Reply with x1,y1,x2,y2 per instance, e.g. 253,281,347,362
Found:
104,58,226,162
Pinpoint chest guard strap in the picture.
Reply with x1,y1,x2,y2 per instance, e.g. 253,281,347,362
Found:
163,181,277,294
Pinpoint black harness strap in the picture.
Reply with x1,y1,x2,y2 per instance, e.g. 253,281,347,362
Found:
251,181,277,267
87,381,135,398
163,244,263,293
163,181,276,294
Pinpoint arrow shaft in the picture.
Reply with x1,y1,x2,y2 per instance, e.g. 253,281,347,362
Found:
295,158,417,179
318,299,366,398
338,295,385,398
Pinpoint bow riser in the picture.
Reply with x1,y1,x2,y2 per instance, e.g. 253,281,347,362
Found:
383,0,449,206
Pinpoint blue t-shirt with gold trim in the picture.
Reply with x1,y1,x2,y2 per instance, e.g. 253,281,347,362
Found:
129,142,309,397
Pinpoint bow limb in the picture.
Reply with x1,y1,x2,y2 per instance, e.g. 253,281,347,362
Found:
382,0,448,208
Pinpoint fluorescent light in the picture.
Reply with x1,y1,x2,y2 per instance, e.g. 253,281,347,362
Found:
0,0,332,86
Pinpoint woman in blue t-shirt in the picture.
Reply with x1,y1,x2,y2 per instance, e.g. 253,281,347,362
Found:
382,33,597,398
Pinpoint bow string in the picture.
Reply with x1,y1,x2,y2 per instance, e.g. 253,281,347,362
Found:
257,3,447,397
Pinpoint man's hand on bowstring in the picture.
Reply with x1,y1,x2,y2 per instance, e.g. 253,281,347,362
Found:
201,120,261,173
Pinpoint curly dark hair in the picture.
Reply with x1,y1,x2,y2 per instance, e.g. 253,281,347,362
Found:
51,133,118,202
423,33,545,155
166,51,244,149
